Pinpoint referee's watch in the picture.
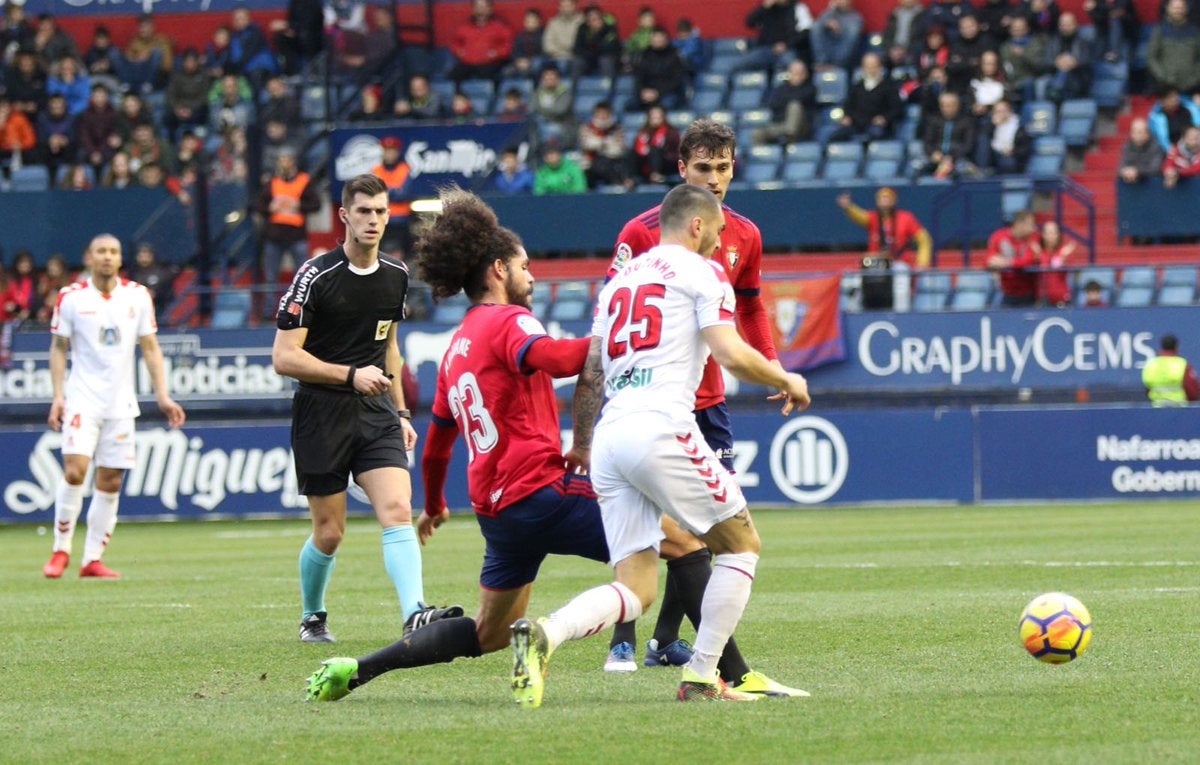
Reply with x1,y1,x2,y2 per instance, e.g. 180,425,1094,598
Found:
397,409,412,420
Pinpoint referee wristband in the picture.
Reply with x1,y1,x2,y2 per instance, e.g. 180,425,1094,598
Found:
396,409,412,420
346,365,357,388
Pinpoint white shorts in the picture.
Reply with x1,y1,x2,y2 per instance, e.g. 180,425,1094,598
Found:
591,412,746,565
61,409,137,470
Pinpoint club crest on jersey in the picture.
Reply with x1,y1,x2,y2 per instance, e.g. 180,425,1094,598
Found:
99,326,120,346
614,242,633,270
726,245,739,268
375,320,393,340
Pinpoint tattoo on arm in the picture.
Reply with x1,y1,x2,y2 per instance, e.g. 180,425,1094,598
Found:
571,339,605,450
53,336,69,352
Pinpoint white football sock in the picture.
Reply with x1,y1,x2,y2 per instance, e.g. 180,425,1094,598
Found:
542,582,643,653
687,552,759,680
83,490,120,563
52,482,85,555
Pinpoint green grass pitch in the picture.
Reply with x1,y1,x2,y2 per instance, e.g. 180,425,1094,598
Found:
4,501,1200,764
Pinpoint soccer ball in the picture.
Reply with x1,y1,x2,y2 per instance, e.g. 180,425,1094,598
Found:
1019,592,1092,664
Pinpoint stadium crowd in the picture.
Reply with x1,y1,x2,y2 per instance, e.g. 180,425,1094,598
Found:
2,0,1199,332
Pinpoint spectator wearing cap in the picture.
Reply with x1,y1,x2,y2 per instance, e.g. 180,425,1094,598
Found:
371,136,412,252
254,149,320,304
165,48,211,138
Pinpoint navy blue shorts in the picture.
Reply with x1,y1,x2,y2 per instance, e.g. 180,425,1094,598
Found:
694,402,735,471
476,473,610,591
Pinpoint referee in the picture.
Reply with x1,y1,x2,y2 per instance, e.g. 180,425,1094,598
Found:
273,173,460,642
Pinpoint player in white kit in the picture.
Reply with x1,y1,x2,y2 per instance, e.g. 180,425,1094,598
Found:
509,184,811,706
42,234,186,579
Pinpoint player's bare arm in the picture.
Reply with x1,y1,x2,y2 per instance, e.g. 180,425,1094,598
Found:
139,333,186,428
47,334,69,431
703,324,810,414
272,326,391,395
385,323,417,450
565,336,605,471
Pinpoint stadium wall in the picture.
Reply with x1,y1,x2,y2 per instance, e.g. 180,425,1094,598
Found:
2,403,1197,524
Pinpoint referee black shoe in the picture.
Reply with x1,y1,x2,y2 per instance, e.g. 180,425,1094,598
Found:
403,603,465,636
299,611,336,643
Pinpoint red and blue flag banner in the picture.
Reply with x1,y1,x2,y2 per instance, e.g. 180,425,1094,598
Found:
759,275,845,372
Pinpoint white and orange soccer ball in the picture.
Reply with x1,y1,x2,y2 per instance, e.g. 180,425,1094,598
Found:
1018,592,1093,664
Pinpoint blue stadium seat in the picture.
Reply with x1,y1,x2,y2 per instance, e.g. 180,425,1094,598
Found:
905,139,928,177
912,292,947,311
1028,136,1067,177
1157,284,1197,305
574,75,612,97
1022,100,1058,137
864,142,904,181
786,141,823,163
866,139,904,161
821,141,863,179
574,93,607,120
612,75,636,102
666,109,695,127
711,38,746,57
691,89,724,114
781,160,820,183
697,72,728,92
531,282,552,318
747,144,783,165
621,112,644,135
459,78,496,103
738,108,772,128
211,290,252,329
10,165,50,192
815,68,848,105
707,109,735,127
1116,286,1154,308
1158,266,1197,305
949,270,993,310
1121,266,1156,289
299,85,327,120
742,162,780,183
1161,265,1197,287
707,53,741,76
1059,99,1097,148
1091,78,1126,110
731,71,768,90
727,86,766,111
915,271,952,295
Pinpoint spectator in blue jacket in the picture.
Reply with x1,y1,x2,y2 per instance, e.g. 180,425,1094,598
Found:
1148,86,1200,151
492,148,534,194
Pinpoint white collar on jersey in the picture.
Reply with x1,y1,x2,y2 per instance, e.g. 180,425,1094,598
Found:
346,260,380,275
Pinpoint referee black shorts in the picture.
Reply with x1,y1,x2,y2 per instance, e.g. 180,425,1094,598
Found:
291,386,409,497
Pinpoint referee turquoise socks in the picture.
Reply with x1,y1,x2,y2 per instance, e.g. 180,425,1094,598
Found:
382,525,425,621
299,536,336,619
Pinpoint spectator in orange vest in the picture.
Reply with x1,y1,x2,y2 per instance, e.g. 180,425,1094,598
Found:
0,96,37,171
253,149,320,313
371,135,411,253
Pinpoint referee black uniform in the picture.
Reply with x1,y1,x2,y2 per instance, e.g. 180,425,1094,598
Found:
277,245,411,496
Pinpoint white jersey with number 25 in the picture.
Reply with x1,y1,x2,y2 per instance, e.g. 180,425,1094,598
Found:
592,243,735,423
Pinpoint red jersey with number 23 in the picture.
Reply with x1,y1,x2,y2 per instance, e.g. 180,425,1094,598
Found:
431,304,565,517
610,203,765,409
